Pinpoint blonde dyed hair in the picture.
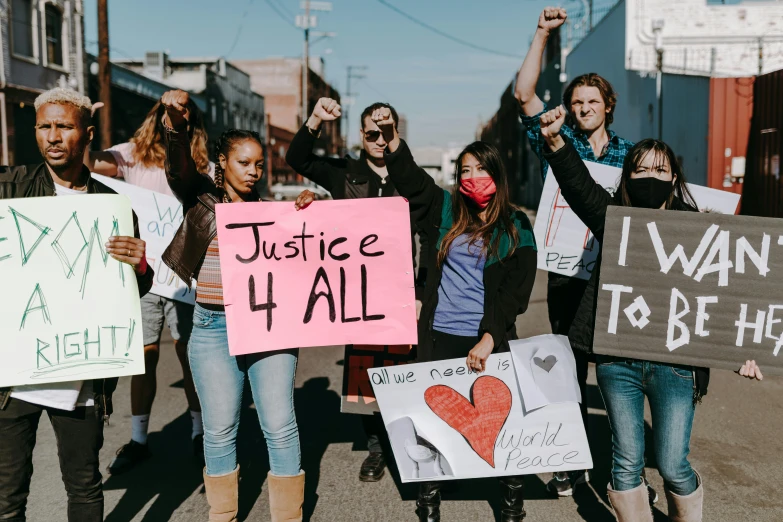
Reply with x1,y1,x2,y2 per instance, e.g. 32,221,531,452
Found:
34,88,92,126
130,99,210,174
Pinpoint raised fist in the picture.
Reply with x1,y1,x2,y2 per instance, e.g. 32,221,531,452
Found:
540,105,567,139
161,90,191,127
312,98,342,122
538,7,567,32
371,107,395,130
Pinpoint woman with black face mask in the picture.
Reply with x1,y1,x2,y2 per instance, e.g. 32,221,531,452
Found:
538,106,763,522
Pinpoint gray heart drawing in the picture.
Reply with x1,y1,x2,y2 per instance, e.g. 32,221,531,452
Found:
533,355,558,373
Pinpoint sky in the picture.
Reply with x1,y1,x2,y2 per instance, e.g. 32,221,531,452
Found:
83,0,573,149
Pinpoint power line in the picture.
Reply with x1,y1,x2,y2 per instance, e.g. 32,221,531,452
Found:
262,0,298,29
227,0,256,57
361,78,391,102
374,0,521,59
272,0,295,18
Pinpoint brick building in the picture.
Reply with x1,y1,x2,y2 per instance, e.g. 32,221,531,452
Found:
233,57,341,186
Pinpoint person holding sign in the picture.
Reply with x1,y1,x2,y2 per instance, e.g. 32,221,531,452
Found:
159,89,309,522
373,106,537,522
0,88,153,522
514,6,636,499
287,98,425,483
86,95,212,475
538,105,763,522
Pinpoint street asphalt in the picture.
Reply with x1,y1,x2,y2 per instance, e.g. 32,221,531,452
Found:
25,268,783,521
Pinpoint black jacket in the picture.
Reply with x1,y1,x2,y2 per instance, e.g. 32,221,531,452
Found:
286,125,398,199
385,140,538,362
286,124,428,294
161,124,226,286
0,163,155,417
543,141,709,399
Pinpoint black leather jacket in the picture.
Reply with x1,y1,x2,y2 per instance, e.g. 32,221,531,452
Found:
161,125,227,285
0,163,155,418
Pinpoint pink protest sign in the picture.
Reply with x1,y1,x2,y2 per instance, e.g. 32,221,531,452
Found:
215,197,418,354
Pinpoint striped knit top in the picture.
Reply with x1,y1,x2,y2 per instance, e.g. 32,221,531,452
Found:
196,236,224,306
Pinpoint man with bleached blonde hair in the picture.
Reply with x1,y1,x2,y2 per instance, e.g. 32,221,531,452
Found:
0,87,153,522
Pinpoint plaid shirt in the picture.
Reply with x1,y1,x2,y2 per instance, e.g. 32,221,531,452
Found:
521,106,634,179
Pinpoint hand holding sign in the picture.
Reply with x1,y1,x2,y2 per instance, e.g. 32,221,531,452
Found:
105,236,147,275
466,332,495,373
738,360,763,381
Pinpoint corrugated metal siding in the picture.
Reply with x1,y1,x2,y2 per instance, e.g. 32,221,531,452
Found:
707,77,754,196
661,73,711,187
742,70,783,218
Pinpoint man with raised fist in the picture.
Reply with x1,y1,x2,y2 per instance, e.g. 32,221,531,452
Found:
514,6,646,502
287,99,427,484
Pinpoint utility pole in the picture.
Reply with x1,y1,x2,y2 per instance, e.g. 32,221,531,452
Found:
652,19,665,141
344,65,367,154
97,0,111,149
297,1,332,126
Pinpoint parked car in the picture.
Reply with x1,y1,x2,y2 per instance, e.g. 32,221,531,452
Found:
270,183,331,201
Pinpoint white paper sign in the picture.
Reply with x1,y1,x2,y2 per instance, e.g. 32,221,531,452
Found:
92,174,195,304
0,195,145,386
510,335,581,412
369,353,592,482
533,162,742,280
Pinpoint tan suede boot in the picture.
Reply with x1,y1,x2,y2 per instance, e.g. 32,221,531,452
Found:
665,472,703,522
268,471,305,522
607,482,654,522
203,466,239,522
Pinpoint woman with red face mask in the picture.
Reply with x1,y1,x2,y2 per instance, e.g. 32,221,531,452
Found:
373,108,538,521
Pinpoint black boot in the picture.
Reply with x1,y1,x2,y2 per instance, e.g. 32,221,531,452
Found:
499,476,526,521
416,482,441,522
359,452,386,482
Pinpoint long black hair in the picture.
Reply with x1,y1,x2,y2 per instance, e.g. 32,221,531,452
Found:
438,141,520,267
616,139,698,210
213,129,264,203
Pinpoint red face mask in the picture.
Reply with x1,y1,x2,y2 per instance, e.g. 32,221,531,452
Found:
459,177,497,209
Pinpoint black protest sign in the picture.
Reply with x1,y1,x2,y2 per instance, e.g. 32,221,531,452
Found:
594,206,783,373
340,343,414,415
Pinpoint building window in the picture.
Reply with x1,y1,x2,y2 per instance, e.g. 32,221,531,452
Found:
45,4,64,67
12,0,35,58
210,99,217,124
223,102,228,126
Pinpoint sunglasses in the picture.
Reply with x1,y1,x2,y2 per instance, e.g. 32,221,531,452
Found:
363,130,383,142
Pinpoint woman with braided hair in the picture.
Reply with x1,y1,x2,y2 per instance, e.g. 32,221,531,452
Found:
159,90,311,522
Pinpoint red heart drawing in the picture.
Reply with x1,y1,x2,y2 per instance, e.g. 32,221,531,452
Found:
424,375,512,467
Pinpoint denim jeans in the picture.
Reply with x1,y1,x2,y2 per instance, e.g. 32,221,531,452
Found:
596,356,698,496
188,304,301,477
0,399,104,522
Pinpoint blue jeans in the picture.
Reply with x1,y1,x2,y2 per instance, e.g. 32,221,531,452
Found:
188,304,301,477
596,356,698,496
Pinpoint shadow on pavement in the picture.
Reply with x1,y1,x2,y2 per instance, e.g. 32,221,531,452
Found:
103,411,203,522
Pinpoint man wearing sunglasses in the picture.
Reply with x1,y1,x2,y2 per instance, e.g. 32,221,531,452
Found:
287,98,425,484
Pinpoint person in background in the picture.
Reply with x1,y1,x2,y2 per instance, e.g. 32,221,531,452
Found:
514,5,639,500
375,106,537,522
85,98,212,474
286,98,428,483
160,89,308,522
0,87,153,522
538,104,763,522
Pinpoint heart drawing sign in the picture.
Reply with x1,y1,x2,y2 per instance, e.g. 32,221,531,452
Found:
424,376,512,467
369,352,593,482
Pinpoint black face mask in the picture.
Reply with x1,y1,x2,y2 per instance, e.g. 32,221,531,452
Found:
625,177,674,209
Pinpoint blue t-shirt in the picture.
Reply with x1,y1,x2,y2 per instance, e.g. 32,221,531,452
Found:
433,234,485,337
